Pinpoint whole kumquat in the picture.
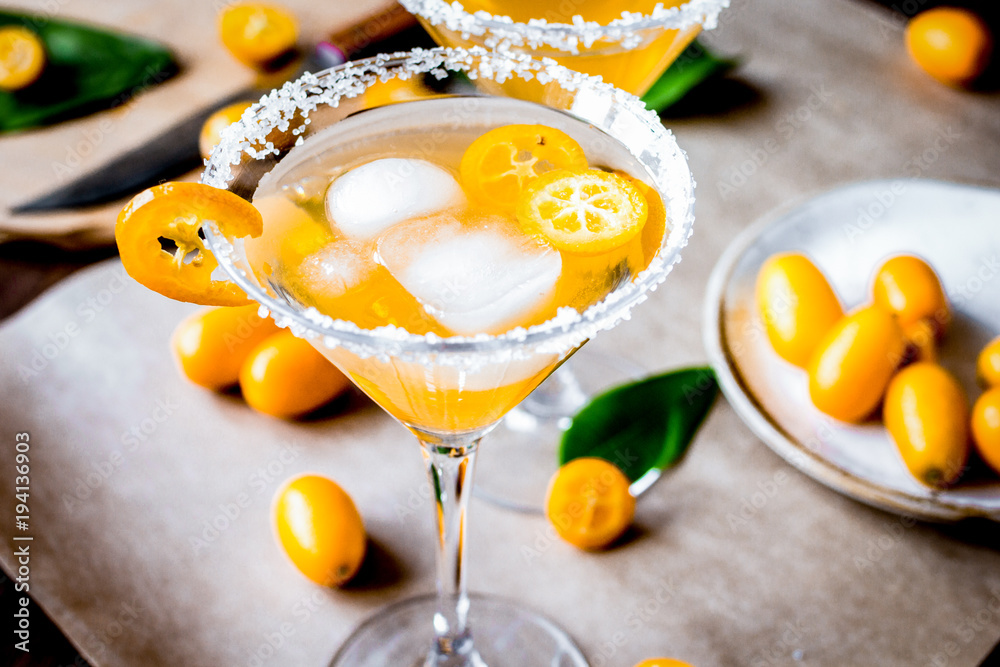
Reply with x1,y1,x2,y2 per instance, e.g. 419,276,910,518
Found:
273,474,366,587
808,304,906,423
0,26,45,91
971,388,1000,476
977,336,1000,388
545,457,635,550
220,3,298,68
872,255,950,337
460,124,588,213
905,7,993,86
171,304,280,390
199,101,254,160
239,330,351,418
756,253,844,368
884,362,969,488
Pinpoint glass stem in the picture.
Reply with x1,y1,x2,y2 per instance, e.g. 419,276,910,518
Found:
419,433,485,667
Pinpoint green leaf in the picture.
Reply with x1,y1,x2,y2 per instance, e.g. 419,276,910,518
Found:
641,39,737,113
0,12,177,133
559,367,718,484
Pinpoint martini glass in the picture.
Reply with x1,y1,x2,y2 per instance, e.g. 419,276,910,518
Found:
400,0,728,512
202,47,695,667
399,0,730,96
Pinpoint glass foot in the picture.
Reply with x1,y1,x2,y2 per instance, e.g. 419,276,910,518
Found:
329,593,589,667
475,350,644,514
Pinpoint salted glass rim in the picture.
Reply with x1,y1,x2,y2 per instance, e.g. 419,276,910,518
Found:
399,0,730,51
201,47,695,361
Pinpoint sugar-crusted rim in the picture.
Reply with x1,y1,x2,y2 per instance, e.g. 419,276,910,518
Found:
400,0,730,52
201,47,695,364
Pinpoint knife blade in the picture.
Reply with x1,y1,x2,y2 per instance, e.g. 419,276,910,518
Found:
11,89,257,213
12,4,424,213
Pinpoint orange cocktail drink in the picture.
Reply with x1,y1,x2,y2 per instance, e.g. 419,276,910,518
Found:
401,0,729,95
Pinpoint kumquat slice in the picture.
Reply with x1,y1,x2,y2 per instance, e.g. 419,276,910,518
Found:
517,169,649,255
116,182,263,306
460,124,588,212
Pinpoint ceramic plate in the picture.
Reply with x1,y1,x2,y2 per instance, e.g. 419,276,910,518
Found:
704,179,1000,521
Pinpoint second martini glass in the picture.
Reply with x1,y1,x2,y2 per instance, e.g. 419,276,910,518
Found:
202,47,695,666
400,0,728,511
400,0,731,96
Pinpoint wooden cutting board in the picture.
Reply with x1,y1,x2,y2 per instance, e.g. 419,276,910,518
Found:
0,0,389,249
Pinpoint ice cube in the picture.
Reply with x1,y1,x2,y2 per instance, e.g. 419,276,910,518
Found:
325,158,464,241
377,212,562,335
294,239,376,300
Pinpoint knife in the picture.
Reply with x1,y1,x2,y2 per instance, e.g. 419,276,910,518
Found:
11,4,425,213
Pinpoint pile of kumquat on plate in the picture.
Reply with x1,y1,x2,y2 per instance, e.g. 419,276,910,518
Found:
757,252,1000,488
